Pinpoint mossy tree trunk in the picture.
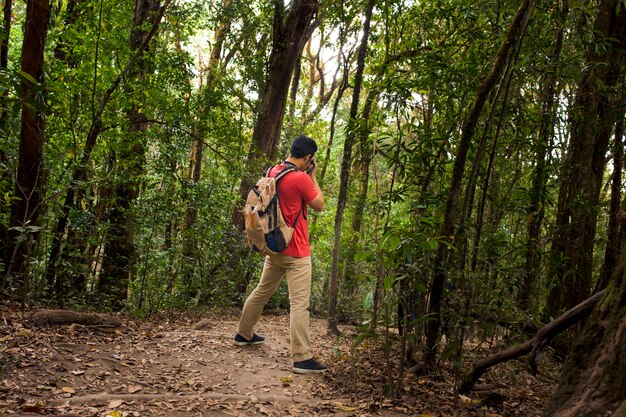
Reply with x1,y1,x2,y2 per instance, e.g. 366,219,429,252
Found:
546,0,626,318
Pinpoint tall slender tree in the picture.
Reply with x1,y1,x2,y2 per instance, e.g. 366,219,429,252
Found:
44,0,171,300
0,0,13,271
596,111,626,293
423,0,535,369
181,0,233,297
98,0,163,307
4,0,50,289
327,0,376,335
518,0,568,312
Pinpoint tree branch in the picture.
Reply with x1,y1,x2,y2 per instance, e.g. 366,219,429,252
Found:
458,289,606,394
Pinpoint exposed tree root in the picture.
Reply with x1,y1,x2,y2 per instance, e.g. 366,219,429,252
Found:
49,392,317,407
27,309,121,327
459,289,606,394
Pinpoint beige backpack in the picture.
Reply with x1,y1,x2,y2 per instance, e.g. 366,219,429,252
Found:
242,165,300,256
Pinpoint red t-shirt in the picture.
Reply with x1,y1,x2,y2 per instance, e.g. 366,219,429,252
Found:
269,163,318,257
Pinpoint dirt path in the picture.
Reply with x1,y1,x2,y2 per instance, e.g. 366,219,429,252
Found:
1,308,557,416
0,312,379,416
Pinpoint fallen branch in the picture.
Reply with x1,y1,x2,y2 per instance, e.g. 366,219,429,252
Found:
458,289,606,394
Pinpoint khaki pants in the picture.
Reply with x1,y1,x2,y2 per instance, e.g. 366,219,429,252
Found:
237,254,312,362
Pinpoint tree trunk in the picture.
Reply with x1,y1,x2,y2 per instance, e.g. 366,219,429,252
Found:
44,0,171,299
597,111,626,292
0,0,13,274
4,0,50,285
0,0,11,71
547,0,626,318
181,0,232,298
98,0,161,308
519,1,567,311
423,0,535,370
327,0,376,335
235,0,318,219
545,222,626,415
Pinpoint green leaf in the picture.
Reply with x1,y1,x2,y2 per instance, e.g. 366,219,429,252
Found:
355,251,371,262
382,234,401,251
384,274,394,290
362,291,373,312
19,71,38,85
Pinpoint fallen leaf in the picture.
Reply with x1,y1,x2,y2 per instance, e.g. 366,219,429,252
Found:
0,335,10,342
70,370,85,375
61,386,75,394
108,399,124,408
333,401,358,412
128,385,143,394
21,402,45,414
106,411,122,417
185,379,195,386
280,376,294,386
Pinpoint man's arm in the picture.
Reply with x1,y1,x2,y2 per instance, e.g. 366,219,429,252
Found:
308,173,324,212
305,159,324,212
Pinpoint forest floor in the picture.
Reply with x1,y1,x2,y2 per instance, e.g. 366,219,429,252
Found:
0,305,560,417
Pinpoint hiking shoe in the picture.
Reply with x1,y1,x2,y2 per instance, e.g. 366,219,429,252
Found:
234,333,265,346
292,358,327,374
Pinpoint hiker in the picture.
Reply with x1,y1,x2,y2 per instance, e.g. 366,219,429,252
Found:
235,135,327,374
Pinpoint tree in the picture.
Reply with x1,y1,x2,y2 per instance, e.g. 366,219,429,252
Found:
43,0,171,301
231,0,318,296
181,0,233,298
4,0,50,291
597,111,626,293
236,0,319,213
98,0,163,308
328,0,376,335
546,0,626,317
423,0,535,370
518,0,567,310
545,219,626,416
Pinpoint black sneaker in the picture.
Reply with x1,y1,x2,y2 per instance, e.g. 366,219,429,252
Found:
234,333,265,346
292,358,327,374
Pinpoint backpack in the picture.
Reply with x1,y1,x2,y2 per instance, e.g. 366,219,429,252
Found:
242,164,301,256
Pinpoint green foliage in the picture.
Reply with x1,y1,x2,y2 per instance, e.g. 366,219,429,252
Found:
0,0,620,383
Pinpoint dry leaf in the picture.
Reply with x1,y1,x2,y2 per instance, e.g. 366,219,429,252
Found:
108,399,124,408
106,411,123,417
333,401,358,412
185,379,195,386
21,402,45,414
70,370,85,375
128,385,143,394
61,386,76,394
280,376,293,386
0,335,10,342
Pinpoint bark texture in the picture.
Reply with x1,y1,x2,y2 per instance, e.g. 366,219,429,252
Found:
547,0,626,317
98,0,161,307
5,0,50,281
237,0,319,219
545,244,626,416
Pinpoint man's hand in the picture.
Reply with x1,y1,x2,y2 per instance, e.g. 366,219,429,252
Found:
306,157,317,176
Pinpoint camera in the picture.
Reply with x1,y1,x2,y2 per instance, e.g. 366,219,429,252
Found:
306,157,316,174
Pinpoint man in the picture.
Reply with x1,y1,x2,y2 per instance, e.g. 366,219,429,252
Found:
234,135,326,374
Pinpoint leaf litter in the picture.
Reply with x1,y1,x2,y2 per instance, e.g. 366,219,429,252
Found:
0,305,558,416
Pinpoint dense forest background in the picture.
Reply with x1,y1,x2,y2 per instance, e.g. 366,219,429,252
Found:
1,0,626,415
